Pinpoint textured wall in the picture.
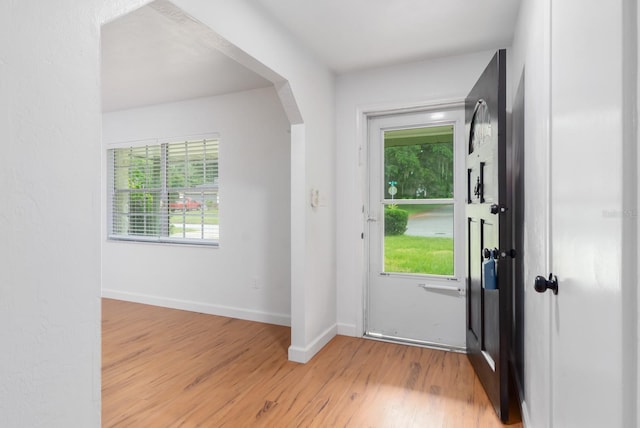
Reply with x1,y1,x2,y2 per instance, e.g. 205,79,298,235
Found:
0,0,147,426
102,87,291,325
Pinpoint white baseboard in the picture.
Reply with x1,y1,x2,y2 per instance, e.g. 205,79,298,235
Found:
337,323,358,337
101,289,290,327
288,324,337,363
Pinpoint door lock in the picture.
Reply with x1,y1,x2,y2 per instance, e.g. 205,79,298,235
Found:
490,204,508,214
534,273,558,295
484,248,517,259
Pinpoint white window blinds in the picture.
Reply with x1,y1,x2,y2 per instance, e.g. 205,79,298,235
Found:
108,138,219,245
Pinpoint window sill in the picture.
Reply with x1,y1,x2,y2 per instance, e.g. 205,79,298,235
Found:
107,236,219,249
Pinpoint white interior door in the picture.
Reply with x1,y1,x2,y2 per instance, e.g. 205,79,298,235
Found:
548,0,631,426
365,107,466,349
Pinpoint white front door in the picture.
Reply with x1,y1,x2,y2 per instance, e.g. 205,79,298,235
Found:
365,107,466,349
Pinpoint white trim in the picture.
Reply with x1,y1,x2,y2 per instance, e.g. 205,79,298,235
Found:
543,1,554,427
337,323,358,337
157,133,220,145
287,324,337,363
382,198,454,205
289,123,307,359
105,133,220,149
358,97,465,118
101,289,290,327
363,333,466,353
106,138,157,150
107,235,219,247
521,400,532,428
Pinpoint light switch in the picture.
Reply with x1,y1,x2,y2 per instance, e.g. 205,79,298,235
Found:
310,189,319,207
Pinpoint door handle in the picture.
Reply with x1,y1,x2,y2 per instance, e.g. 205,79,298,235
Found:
490,204,508,214
534,273,558,295
483,248,498,259
483,248,516,259
367,217,377,222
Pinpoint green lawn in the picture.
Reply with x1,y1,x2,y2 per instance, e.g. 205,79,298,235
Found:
170,207,219,225
384,235,454,275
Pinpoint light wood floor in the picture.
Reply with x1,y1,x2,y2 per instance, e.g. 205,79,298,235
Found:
102,299,522,427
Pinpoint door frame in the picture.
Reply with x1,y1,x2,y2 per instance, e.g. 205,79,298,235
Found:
356,98,466,339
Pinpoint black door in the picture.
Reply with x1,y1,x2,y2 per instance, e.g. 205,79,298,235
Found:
465,50,512,422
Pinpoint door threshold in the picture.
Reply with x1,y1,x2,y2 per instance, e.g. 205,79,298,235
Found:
364,332,466,354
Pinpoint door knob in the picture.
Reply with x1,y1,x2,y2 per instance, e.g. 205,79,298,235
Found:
534,274,558,295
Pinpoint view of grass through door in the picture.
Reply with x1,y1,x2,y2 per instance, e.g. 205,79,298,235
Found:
383,125,454,276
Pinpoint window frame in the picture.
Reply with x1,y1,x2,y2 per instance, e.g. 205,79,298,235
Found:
106,134,220,247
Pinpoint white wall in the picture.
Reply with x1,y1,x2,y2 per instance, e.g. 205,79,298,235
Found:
549,0,636,426
511,1,638,426
637,2,640,423
335,51,496,339
102,87,291,324
121,0,337,362
508,0,552,426
0,0,149,426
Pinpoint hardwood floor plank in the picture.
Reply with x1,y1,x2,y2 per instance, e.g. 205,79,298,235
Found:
102,299,521,427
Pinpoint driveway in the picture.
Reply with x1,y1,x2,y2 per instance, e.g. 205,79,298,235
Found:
405,205,453,238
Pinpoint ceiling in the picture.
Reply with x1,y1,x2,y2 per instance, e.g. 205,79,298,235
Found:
101,5,273,112
101,0,521,112
254,0,522,73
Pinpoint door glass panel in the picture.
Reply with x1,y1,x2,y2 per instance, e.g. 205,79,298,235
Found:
383,203,454,275
382,124,455,276
383,125,454,200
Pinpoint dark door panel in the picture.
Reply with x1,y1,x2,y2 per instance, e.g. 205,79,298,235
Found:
465,50,512,422
467,218,482,342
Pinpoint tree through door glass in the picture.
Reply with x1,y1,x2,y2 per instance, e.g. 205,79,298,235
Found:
383,125,454,275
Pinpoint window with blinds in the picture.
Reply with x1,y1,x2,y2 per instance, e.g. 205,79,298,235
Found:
107,138,219,246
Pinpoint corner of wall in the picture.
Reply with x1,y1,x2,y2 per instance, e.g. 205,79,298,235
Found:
337,323,358,337
288,323,337,363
